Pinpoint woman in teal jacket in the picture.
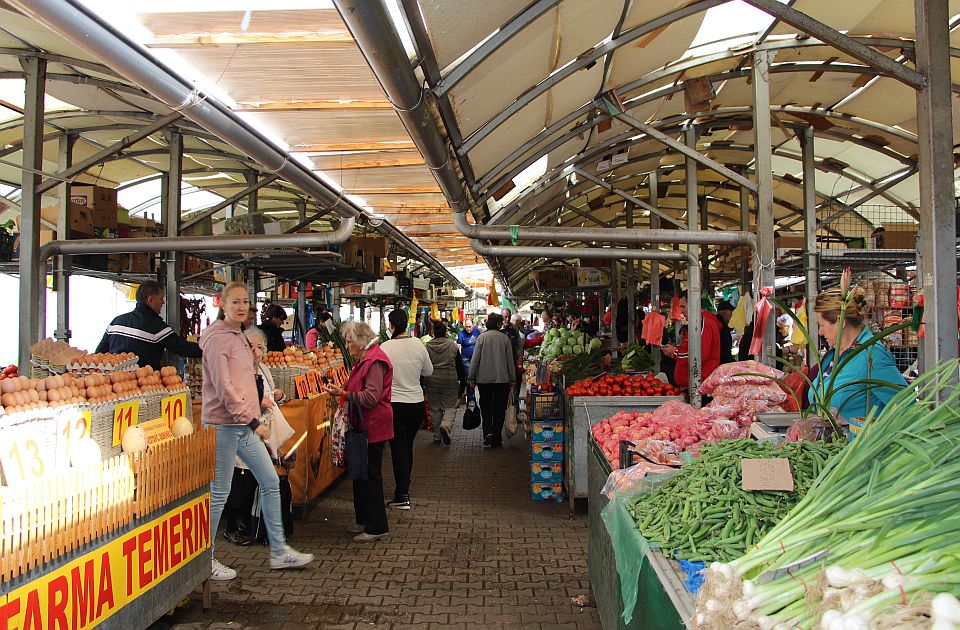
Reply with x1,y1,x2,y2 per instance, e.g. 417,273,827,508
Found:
807,288,907,420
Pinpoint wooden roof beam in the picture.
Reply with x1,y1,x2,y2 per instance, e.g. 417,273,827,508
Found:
145,32,354,48
291,141,416,152
234,100,393,112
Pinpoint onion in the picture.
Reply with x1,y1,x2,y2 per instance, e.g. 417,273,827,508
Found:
933,593,960,624
842,614,868,630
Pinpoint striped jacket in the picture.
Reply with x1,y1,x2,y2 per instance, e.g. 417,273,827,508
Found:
96,303,202,370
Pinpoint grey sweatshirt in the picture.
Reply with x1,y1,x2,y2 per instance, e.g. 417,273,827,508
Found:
467,330,517,385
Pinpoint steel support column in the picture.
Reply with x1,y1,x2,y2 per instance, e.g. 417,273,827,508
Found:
649,171,661,374
740,180,751,292
54,133,74,342
626,202,636,344
685,127,702,406
164,132,183,335
915,0,958,371
752,51,777,364
19,56,46,370
801,126,820,366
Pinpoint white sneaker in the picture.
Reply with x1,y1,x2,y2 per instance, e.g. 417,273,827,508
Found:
211,557,237,581
270,545,314,570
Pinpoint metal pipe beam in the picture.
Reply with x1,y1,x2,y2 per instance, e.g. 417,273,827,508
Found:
801,126,819,367
452,212,756,250
814,167,918,230
753,51,777,364
616,111,757,192
914,0,959,370
18,56,46,370
741,0,924,88
562,202,613,228
180,174,279,230
36,111,182,194
333,0,472,214
573,168,685,228
649,171,661,374
13,0,361,219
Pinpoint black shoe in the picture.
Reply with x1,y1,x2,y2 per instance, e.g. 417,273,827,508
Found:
440,426,452,445
386,496,411,510
483,434,492,447
223,530,252,546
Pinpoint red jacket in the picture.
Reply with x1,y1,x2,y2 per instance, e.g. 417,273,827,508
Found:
345,343,394,443
674,311,722,388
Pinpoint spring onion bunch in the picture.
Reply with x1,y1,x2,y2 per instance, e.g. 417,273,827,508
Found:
691,360,960,630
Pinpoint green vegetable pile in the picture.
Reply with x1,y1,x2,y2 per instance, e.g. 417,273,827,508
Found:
619,343,654,372
627,439,844,562
541,327,601,360
558,347,608,382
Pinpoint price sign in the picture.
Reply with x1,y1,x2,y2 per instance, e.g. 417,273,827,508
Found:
294,375,309,400
331,365,348,388
57,410,93,468
306,371,321,395
161,392,187,429
112,400,140,447
0,430,50,485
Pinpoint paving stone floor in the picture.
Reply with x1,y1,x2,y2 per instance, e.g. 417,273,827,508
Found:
150,418,601,629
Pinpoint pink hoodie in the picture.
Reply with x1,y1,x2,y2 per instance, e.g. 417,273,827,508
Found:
199,320,260,425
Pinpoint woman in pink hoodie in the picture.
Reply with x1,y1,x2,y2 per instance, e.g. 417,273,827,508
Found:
200,282,313,581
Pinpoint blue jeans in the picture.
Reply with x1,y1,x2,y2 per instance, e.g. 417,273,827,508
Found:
207,424,285,555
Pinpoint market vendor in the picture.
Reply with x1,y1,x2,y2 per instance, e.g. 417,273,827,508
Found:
661,292,722,389
96,280,202,371
305,311,334,350
807,288,907,419
259,304,288,352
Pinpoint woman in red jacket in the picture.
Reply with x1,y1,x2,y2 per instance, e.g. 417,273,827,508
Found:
661,292,722,389
200,282,313,581
324,321,394,542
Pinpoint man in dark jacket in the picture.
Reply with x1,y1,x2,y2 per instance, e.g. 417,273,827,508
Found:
716,300,735,365
96,281,201,370
259,304,288,352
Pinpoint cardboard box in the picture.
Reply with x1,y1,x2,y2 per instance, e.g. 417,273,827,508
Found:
530,462,564,484
182,256,211,276
361,250,376,275
774,233,807,250
129,217,159,229
535,269,576,290
106,254,126,273
356,235,387,258
874,228,917,250
11,229,55,260
371,256,385,280
180,212,212,237
341,241,360,266
68,203,94,237
90,206,117,229
70,185,117,211
128,253,154,274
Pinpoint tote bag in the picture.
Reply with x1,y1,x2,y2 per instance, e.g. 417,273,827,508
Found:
345,392,369,481
331,395,350,468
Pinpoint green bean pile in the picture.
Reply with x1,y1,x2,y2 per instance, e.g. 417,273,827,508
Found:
627,439,844,562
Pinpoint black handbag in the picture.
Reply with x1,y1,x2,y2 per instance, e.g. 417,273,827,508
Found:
345,392,369,481
462,400,481,430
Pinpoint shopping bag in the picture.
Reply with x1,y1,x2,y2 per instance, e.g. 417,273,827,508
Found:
345,392,368,481
505,402,518,439
331,396,350,468
462,400,481,430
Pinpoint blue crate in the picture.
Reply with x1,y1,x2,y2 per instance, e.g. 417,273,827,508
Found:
531,441,564,463
530,481,565,502
531,420,564,443
530,390,565,421
530,462,564,484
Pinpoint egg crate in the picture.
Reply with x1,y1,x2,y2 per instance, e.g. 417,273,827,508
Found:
65,357,139,373
0,408,62,484
268,366,311,399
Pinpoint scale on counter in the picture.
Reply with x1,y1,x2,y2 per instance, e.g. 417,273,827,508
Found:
751,412,803,442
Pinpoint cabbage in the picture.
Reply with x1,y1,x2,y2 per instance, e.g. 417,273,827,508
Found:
590,338,602,350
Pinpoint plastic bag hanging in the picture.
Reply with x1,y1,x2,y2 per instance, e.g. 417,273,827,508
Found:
702,292,716,314
669,295,684,321
729,296,747,335
641,311,666,346
748,287,774,357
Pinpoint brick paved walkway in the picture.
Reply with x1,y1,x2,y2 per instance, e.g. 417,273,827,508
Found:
151,419,602,629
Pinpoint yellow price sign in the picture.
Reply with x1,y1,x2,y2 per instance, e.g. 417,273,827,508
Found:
112,400,140,447
161,392,188,429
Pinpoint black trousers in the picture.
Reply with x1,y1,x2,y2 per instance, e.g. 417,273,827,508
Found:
224,467,258,533
353,441,388,535
478,383,511,447
388,401,425,498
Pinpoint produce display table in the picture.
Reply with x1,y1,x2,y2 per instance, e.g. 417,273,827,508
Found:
588,435,693,630
567,395,682,499
190,394,343,506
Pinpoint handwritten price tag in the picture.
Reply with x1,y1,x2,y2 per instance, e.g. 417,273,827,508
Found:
306,371,321,395
56,410,93,469
112,400,140,447
161,392,187,429
294,375,309,400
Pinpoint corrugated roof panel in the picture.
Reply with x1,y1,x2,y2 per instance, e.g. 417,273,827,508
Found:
555,0,622,64
240,109,408,146
322,164,441,192
545,63,604,127
137,9,345,36
448,9,556,138
607,13,705,90
419,0,530,71
466,93,548,179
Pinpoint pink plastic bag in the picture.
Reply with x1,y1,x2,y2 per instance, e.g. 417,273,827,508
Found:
700,360,784,395
642,311,666,346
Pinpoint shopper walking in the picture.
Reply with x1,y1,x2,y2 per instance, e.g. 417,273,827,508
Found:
424,320,466,445
380,309,433,510
323,321,394,541
457,319,481,405
200,282,313,581
222,328,296,545
467,313,516,448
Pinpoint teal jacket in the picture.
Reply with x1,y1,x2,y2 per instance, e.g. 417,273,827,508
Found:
807,327,907,420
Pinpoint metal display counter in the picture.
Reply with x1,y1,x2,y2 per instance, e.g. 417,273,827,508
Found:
567,395,683,499
588,436,694,630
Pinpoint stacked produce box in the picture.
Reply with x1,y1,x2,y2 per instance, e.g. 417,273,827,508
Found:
529,388,566,502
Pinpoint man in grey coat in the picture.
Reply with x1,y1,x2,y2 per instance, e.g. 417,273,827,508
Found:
467,313,517,448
